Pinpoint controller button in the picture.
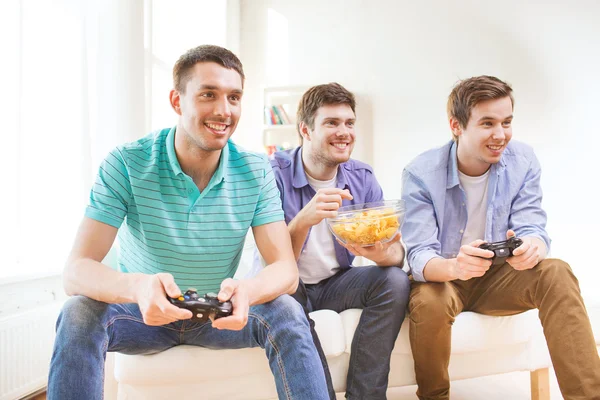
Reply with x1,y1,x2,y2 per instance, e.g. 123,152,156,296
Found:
198,298,206,302
206,292,218,299
196,313,204,319
184,295,190,300
178,296,184,301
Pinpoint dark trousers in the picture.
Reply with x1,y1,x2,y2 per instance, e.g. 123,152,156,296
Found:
292,265,410,400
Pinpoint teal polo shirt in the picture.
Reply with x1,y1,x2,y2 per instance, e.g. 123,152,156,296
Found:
85,127,284,293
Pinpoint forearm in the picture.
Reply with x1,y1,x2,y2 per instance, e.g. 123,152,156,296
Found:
288,216,310,260
422,257,457,282
242,259,299,306
375,242,405,267
63,257,144,304
527,236,548,261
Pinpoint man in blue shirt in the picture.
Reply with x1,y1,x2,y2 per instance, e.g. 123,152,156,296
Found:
48,45,329,400
401,75,600,399
271,83,410,400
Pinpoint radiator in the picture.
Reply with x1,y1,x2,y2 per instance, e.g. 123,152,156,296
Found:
0,301,64,400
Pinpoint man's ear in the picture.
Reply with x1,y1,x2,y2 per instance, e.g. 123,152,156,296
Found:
169,89,182,116
449,117,462,137
299,121,311,142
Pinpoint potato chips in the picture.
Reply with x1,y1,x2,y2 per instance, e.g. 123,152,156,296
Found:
330,208,399,246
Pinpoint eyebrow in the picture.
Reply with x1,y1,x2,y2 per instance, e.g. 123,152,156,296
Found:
477,115,513,122
197,84,243,95
323,117,356,122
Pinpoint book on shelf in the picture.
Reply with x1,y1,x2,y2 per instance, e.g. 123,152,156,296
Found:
264,105,291,125
264,143,295,156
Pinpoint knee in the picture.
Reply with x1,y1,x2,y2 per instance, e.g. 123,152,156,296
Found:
257,294,308,328
57,295,107,334
536,258,579,290
409,283,458,324
377,267,411,304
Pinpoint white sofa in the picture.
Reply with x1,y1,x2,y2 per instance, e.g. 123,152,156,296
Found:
103,237,554,400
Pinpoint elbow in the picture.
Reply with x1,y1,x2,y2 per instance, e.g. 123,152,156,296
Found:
286,260,299,294
62,259,79,297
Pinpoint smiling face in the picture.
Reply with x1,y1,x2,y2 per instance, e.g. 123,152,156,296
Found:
453,96,514,176
301,104,356,168
170,61,243,153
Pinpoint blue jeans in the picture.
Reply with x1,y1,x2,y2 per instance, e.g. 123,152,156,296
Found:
48,294,329,400
294,266,410,400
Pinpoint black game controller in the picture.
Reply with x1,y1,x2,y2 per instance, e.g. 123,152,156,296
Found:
168,288,233,323
478,237,523,266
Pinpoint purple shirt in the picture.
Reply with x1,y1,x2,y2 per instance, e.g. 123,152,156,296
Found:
270,146,384,268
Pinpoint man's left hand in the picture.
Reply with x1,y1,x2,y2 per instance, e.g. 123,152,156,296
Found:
505,230,539,271
211,278,250,331
337,232,402,266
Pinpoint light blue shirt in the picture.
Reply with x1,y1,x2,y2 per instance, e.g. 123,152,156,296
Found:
401,140,550,282
85,127,284,293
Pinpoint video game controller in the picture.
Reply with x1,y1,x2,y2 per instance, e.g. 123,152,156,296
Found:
478,237,523,266
168,288,233,323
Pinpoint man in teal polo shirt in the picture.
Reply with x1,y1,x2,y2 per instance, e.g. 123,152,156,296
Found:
48,45,329,400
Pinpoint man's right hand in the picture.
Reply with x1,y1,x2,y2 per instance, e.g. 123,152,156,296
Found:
134,273,193,326
296,188,353,229
451,239,494,281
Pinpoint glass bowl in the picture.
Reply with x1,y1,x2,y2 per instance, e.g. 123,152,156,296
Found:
327,200,406,247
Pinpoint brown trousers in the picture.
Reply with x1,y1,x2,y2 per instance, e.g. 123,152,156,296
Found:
409,259,600,400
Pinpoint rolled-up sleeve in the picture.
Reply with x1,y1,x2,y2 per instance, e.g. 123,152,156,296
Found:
509,154,551,253
401,169,443,282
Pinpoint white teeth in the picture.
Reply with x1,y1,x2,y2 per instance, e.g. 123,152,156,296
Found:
333,143,347,149
488,145,502,150
206,123,227,131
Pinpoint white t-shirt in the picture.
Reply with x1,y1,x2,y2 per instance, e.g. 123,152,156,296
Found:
458,169,490,246
297,172,340,284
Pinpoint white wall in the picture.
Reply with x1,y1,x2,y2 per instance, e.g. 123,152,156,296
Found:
237,0,600,304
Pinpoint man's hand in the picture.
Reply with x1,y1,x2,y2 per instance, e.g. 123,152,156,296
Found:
135,273,192,326
296,188,353,229
505,230,539,271
337,232,402,266
451,239,494,281
211,278,250,331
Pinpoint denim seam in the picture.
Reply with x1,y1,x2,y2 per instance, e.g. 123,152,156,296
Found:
249,312,292,400
101,338,109,399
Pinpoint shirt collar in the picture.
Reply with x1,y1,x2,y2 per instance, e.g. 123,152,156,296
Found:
292,146,349,190
166,126,229,183
447,140,507,189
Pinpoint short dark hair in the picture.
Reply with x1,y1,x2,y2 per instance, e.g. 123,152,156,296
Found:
172,45,245,93
447,75,514,141
297,83,356,135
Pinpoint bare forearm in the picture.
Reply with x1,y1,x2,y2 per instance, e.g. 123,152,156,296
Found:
288,217,310,260
242,260,299,306
63,258,143,304
527,236,548,261
375,242,405,267
422,257,457,282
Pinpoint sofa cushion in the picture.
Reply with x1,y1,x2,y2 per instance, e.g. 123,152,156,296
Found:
309,309,346,357
339,308,543,355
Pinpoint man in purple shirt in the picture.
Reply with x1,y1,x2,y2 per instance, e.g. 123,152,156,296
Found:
270,83,410,400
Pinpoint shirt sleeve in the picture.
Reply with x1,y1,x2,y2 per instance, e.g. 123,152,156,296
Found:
509,152,551,252
252,157,285,227
400,169,443,282
84,148,132,228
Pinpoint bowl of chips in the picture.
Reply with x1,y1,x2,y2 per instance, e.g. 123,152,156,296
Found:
327,200,406,247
